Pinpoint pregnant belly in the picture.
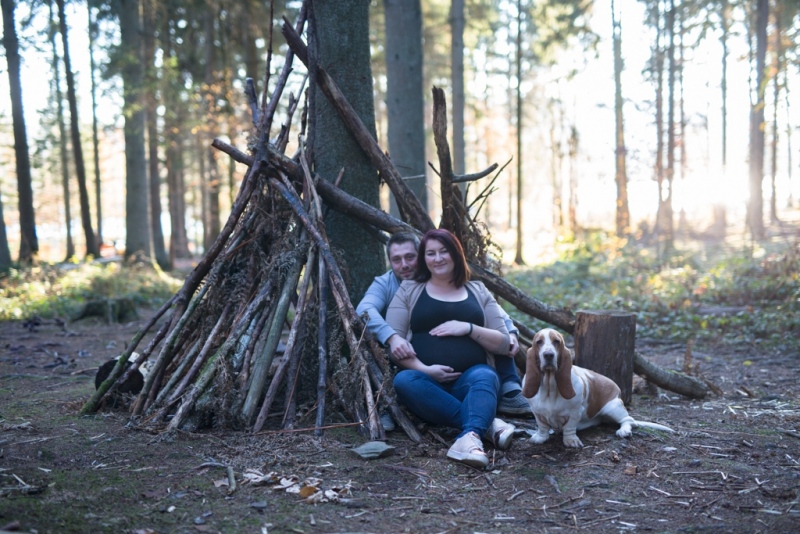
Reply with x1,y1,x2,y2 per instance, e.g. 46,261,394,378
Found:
411,333,487,373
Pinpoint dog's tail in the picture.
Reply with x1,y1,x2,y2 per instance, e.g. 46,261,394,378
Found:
632,421,674,433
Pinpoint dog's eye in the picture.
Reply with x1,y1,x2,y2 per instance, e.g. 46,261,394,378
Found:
553,338,560,346
535,338,544,346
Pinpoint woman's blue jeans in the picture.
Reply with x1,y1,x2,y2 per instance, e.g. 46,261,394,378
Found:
393,364,499,439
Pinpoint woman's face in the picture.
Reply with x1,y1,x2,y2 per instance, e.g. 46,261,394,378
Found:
424,239,453,279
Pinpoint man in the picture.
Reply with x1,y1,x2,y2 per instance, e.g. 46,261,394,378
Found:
356,232,530,419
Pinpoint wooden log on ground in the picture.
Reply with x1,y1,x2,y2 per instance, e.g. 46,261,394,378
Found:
634,351,708,399
573,310,636,404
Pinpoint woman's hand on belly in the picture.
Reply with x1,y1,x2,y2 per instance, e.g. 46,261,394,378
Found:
423,364,462,383
428,320,470,337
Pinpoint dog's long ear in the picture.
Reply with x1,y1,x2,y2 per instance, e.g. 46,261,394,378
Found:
555,334,576,399
521,346,541,398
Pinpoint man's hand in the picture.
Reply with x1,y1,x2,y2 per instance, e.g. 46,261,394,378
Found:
508,333,520,356
387,334,416,360
423,364,461,383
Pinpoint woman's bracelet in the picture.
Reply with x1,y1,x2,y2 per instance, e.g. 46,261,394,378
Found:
468,323,473,336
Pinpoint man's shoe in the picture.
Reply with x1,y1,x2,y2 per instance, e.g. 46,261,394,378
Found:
446,431,489,468
498,391,532,416
485,418,515,450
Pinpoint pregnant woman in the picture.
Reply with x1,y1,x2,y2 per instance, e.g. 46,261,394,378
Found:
386,229,516,468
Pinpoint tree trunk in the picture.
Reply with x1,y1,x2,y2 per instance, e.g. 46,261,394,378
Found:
383,0,427,217
514,0,524,265
612,0,630,237
663,0,675,251
49,0,74,260
308,0,383,302
574,311,636,404
57,0,98,258
203,7,221,252
450,0,465,177
769,5,781,224
654,1,665,241
143,0,169,269
567,126,578,234
748,0,767,240
0,191,11,271
1,0,38,263
88,1,103,247
116,0,153,260
161,13,190,261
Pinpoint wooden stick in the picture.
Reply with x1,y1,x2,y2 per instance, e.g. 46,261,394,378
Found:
79,293,176,414
253,245,317,432
315,253,329,436
241,244,307,424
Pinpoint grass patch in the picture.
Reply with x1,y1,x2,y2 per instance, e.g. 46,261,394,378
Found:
505,233,800,352
0,262,182,321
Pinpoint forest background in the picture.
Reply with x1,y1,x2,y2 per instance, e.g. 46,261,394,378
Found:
1,0,798,274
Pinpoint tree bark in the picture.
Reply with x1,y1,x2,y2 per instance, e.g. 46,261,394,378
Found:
0,191,11,271
748,0,767,240
116,0,153,260
574,311,636,404
88,1,103,246
450,0,465,177
143,0,169,269
57,0,98,258
49,0,74,260
383,0,427,217
612,0,630,237
307,0,396,302
1,0,38,263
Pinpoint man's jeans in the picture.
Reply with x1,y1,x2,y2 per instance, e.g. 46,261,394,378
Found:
393,364,499,439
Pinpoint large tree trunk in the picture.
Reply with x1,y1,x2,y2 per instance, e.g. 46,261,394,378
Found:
116,0,153,259
308,0,383,302
143,0,169,269
612,0,630,237
1,0,38,263
49,0,74,260
383,0,427,217
748,0,767,240
57,0,98,258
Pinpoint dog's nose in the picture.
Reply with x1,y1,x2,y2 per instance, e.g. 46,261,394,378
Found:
543,351,555,361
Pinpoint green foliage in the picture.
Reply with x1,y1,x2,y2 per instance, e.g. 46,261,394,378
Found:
0,262,182,321
506,233,800,352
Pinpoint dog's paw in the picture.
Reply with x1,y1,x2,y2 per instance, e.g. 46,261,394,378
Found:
529,432,549,444
563,435,583,448
616,425,632,438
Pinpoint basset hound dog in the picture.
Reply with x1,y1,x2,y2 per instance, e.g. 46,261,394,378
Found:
522,328,674,448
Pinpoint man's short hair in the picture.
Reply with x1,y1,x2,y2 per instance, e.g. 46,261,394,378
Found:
386,232,420,259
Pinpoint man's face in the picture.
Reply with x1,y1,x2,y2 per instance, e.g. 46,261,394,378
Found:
388,241,418,280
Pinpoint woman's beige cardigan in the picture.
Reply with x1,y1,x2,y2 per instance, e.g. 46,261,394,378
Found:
385,280,512,360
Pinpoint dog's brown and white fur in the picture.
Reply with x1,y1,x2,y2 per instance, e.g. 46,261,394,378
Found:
522,328,673,448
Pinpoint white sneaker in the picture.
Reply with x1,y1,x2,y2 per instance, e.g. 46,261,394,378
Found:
446,431,489,469
485,418,515,450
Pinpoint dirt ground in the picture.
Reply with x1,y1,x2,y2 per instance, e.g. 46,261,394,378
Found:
1,314,799,534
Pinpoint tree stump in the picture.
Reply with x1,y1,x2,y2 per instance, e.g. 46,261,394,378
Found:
573,310,636,404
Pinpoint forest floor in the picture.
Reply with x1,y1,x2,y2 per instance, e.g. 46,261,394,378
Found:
1,309,799,534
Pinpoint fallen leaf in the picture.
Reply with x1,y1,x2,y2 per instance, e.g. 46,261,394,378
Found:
624,464,638,475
